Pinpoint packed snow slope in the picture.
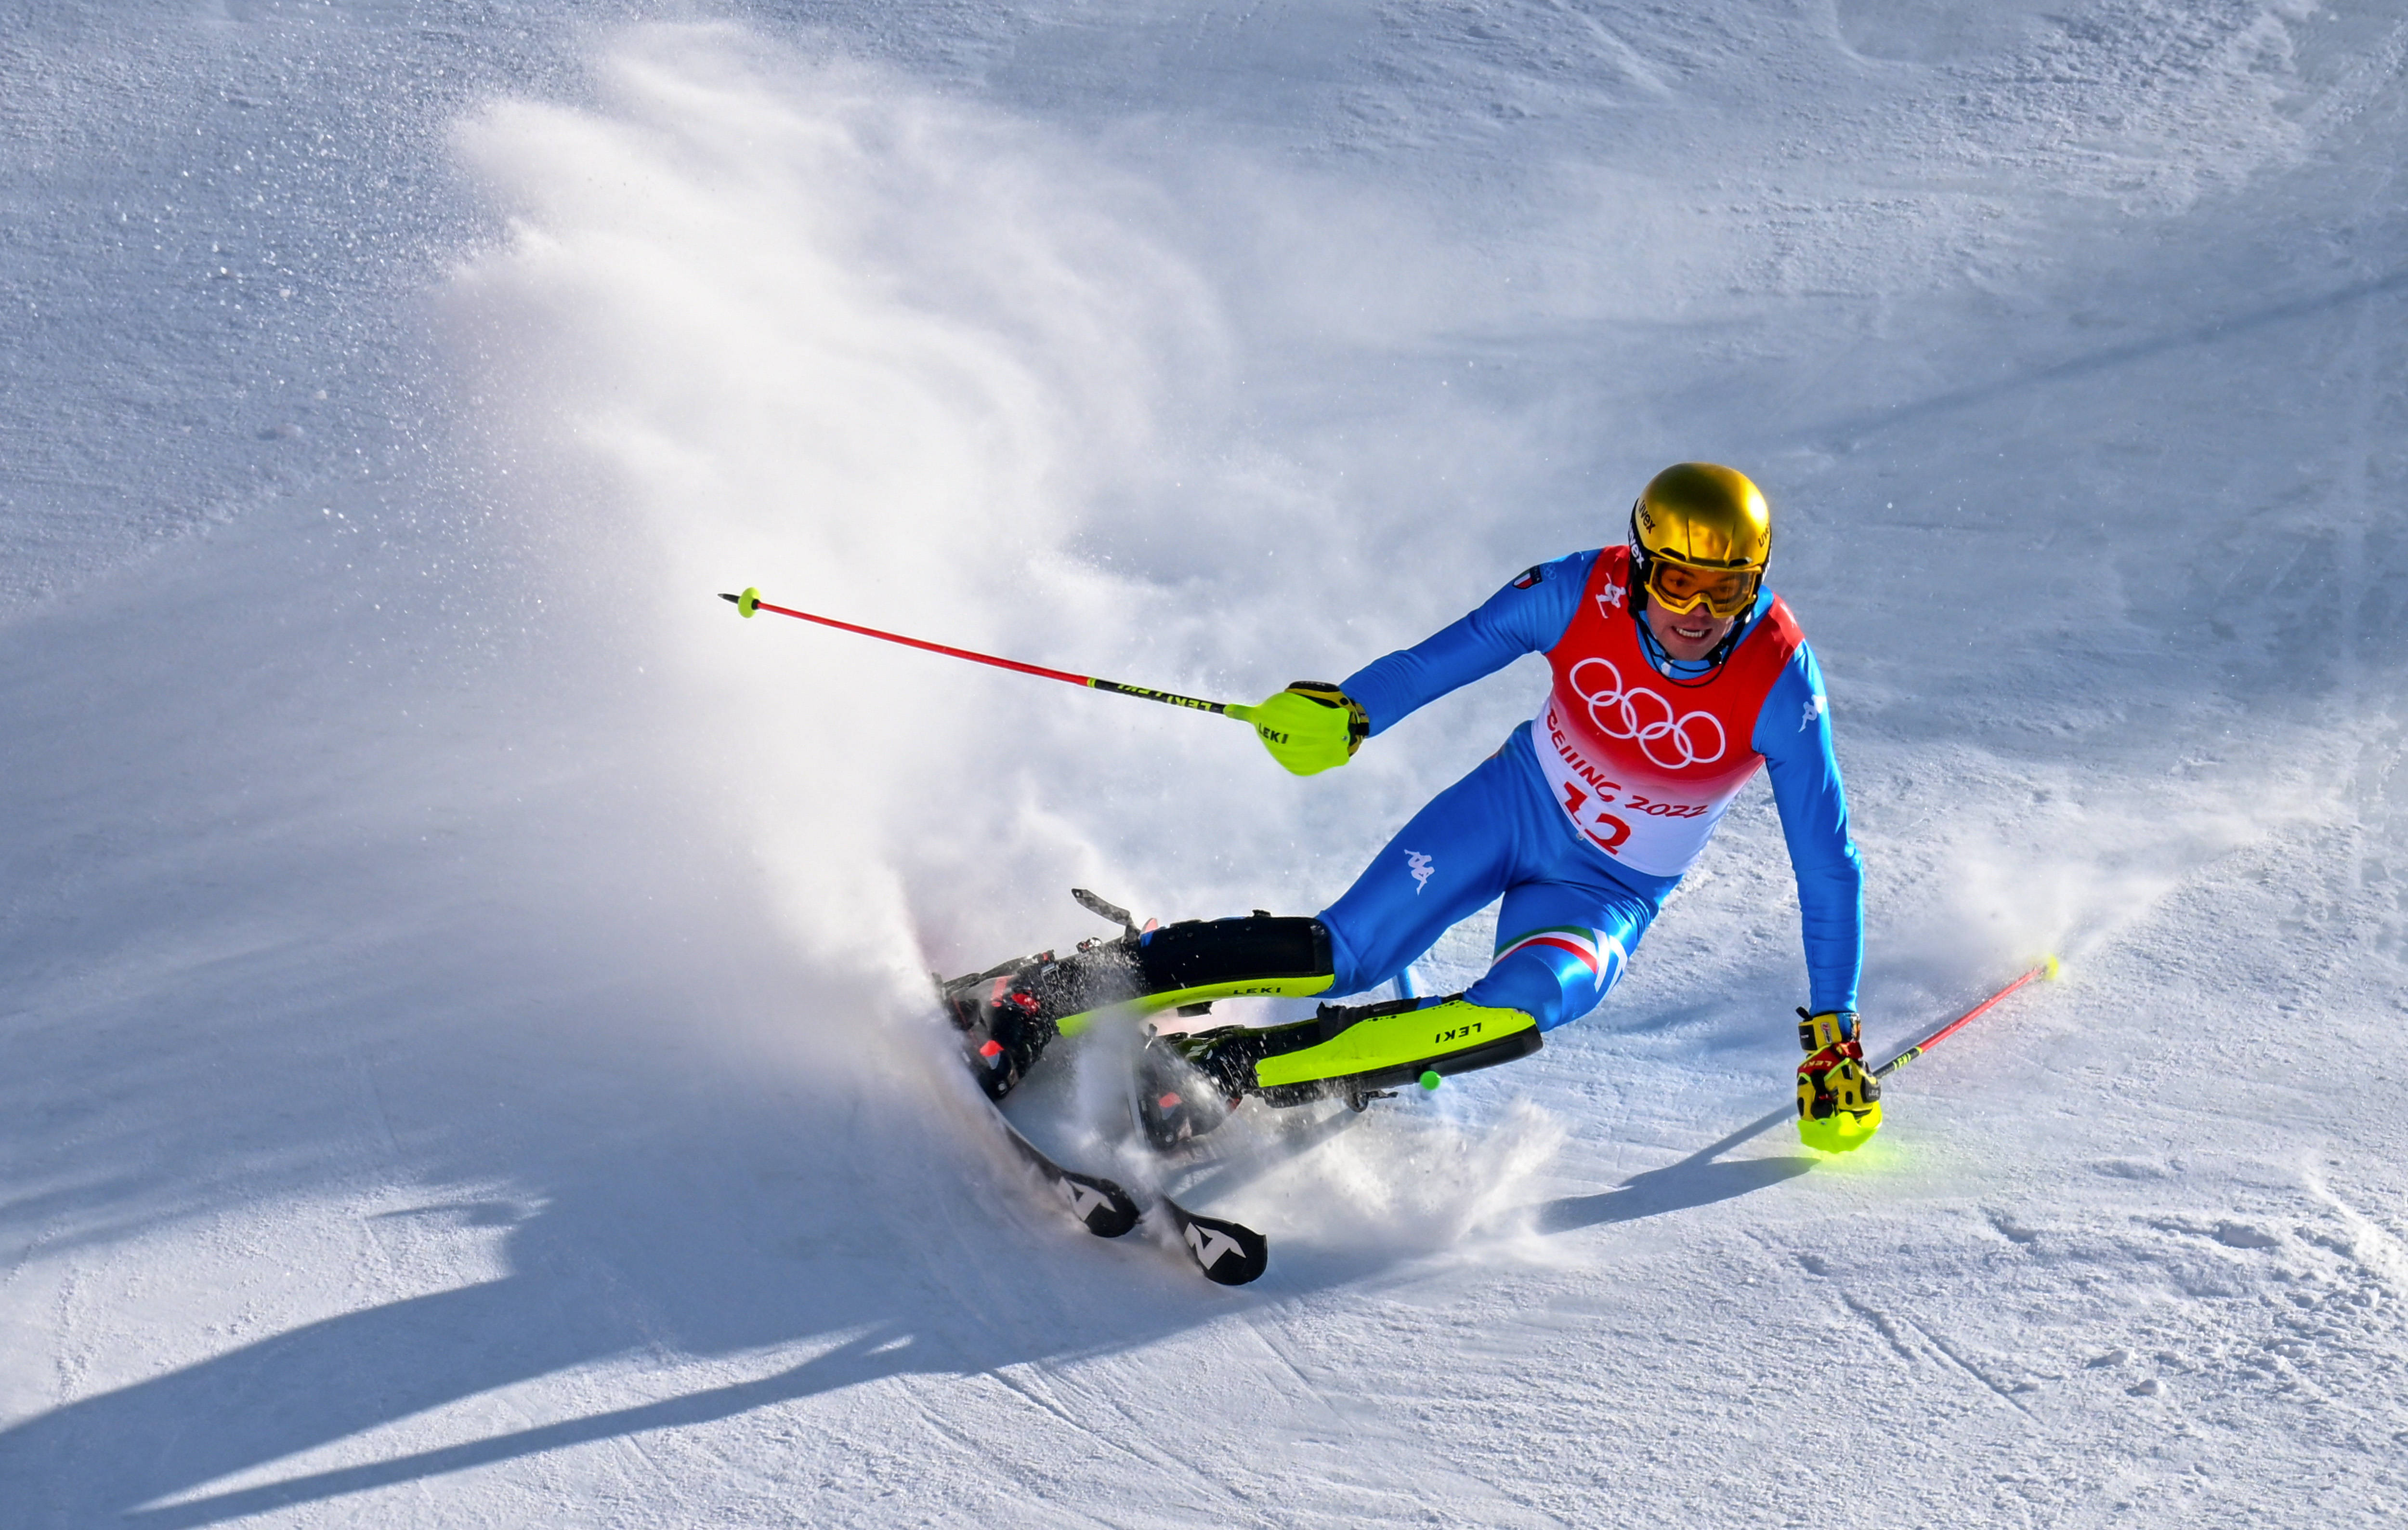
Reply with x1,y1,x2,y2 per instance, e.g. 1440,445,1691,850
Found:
4,2,2406,1524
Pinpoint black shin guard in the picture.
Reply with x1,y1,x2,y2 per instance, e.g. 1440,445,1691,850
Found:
945,914,1334,1103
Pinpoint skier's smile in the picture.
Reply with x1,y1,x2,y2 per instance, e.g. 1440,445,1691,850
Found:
1642,600,1737,663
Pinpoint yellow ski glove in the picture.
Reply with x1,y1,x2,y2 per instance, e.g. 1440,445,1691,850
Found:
1231,682,1369,776
1797,1008,1883,1153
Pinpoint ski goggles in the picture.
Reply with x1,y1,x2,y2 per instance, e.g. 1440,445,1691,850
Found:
1644,557,1760,619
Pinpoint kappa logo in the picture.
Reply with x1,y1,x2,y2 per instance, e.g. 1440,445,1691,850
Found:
1405,850,1435,893
1801,691,1827,731
1056,1177,1114,1224
1185,1220,1242,1269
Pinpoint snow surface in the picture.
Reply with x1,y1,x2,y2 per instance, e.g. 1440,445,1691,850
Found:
4,1,2407,1524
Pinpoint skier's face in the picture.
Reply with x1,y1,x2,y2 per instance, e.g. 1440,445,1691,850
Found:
1642,596,1737,662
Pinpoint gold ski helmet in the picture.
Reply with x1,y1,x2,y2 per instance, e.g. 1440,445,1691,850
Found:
1629,462,1771,619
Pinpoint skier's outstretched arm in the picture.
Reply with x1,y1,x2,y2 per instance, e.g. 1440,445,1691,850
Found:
1245,550,1599,774
1755,644,1879,1152
1753,643,1865,1016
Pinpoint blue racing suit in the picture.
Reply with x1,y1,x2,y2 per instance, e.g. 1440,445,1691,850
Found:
1314,549,1863,1029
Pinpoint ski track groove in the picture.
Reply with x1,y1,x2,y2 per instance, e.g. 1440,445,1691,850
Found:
1054,1355,1269,1517
978,1360,1252,1518
1837,1291,1922,1365
893,1381,1127,1530
2301,1174,2408,1294
1901,1317,2035,1418
1238,1309,1348,1424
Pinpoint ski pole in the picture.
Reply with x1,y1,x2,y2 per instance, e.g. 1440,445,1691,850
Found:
719,587,1254,720
1873,955,2061,1079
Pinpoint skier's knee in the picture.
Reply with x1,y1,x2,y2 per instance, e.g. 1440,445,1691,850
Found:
1465,960,1587,1032
1317,917,1376,994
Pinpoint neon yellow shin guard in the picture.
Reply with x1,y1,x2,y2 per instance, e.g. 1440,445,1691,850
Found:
1249,997,1541,1096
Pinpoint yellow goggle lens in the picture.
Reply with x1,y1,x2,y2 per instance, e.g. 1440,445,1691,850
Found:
1646,559,1759,618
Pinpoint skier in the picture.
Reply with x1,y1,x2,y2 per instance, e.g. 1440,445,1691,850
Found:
946,463,1877,1154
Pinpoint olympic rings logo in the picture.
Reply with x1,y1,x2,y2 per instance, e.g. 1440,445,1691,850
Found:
1568,658,1727,770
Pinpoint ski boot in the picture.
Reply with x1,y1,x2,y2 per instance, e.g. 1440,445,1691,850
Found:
941,933,1147,1101
944,891,1339,1105
1135,992,1544,1147
943,961,1062,1101
1133,1030,1241,1150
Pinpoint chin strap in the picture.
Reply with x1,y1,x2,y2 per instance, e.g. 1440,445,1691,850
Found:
1630,581,1744,679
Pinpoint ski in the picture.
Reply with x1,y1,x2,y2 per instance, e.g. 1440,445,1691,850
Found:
1153,1194,1269,1286
937,925,1272,1286
982,1098,1143,1239
978,1080,1268,1284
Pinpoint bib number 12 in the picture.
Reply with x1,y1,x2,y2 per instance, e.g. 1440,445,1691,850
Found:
1560,783,1632,853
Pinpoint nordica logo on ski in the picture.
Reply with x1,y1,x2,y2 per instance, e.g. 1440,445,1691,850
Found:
1185,1219,1243,1270
1055,1176,1116,1224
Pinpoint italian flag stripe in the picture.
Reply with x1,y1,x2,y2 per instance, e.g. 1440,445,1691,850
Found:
1494,926,1601,975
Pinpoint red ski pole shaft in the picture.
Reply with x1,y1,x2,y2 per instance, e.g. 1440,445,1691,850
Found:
719,588,1243,717
1873,955,2061,1079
